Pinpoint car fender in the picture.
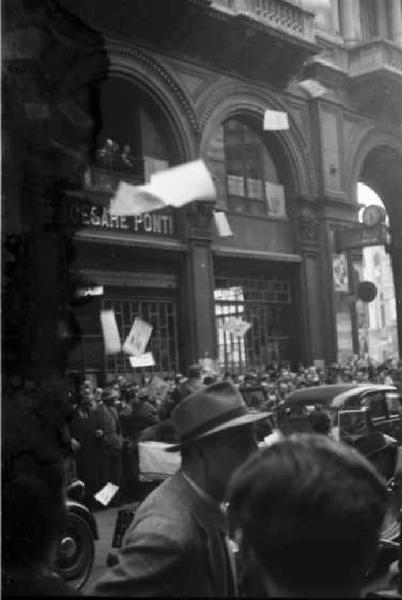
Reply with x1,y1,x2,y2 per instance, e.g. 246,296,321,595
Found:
66,499,99,540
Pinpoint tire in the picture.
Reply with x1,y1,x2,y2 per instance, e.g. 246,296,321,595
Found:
55,512,95,591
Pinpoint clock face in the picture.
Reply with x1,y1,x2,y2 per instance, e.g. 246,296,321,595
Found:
362,205,385,226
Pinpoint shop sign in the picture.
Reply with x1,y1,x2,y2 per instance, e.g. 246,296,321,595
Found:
64,200,175,236
334,223,388,252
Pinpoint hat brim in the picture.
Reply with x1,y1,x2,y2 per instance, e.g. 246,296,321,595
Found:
165,411,273,452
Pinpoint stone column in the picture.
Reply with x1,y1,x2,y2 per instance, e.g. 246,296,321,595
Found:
391,0,402,44
340,0,361,47
297,211,328,365
184,201,217,367
377,0,389,38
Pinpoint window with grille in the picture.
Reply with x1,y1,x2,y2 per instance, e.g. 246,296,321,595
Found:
214,276,293,372
103,297,179,375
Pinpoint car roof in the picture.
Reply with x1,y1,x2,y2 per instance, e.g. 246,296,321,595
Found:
285,384,397,409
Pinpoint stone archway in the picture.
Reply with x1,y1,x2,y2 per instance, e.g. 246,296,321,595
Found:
54,37,199,164
350,132,402,357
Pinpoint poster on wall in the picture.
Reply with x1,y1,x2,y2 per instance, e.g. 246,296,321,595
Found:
332,253,349,292
265,182,286,217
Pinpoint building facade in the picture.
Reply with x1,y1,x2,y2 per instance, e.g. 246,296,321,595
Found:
9,0,402,383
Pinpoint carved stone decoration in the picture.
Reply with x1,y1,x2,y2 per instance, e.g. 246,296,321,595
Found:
186,200,216,241
298,214,321,247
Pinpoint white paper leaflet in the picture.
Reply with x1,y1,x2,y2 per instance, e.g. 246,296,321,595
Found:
110,159,216,216
214,211,233,237
298,78,329,98
100,309,121,354
138,442,181,480
263,110,289,131
123,317,153,357
109,183,164,216
129,353,156,368
222,317,252,337
94,482,119,506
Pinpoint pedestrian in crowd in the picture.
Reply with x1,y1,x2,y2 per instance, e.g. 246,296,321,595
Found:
170,363,204,405
100,387,123,505
93,380,271,597
228,434,388,598
69,380,104,508
308,404,332,436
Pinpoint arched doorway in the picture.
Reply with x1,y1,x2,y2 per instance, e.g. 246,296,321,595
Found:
354,143,402,361
356,182,397,361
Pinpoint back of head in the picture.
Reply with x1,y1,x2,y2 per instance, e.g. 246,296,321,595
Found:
228,434,387,597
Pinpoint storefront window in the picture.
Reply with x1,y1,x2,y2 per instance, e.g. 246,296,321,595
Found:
103,297,179,375
214,275,293,372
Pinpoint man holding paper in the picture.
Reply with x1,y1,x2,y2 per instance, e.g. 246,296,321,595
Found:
93,381,271,597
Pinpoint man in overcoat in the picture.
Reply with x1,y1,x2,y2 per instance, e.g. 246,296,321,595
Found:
93,380,271,597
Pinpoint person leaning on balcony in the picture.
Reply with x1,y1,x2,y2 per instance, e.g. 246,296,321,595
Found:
92,381,271,597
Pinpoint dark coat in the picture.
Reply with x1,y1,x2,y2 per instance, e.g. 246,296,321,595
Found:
69,406,104,497
93,471,237,597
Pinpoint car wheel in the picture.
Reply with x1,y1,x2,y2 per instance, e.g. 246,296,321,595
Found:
55,512,95,591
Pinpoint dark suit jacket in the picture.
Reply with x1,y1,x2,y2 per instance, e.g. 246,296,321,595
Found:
93,471,237,597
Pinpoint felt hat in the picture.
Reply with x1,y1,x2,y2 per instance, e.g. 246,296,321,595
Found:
166,380,272,452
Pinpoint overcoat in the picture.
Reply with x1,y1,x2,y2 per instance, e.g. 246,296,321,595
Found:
93,471,237,597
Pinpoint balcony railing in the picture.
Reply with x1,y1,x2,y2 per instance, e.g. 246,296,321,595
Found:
349,39,402,80
84,155,144,193
212,0,315,42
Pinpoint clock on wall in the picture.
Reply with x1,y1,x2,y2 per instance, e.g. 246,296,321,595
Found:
362,205,386,227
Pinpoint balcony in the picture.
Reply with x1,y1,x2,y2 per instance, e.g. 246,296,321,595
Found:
349,39,402,82
348,40,402,124
212,0,315,43
60,0,319,87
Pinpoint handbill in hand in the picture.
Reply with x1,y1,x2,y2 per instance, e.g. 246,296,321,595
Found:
100,309,121,354
123,317,153,356
263,110,289,131
94,482,119,506
214,211,233,237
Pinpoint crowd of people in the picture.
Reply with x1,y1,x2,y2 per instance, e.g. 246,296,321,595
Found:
67,357,402,510
4,358,401,597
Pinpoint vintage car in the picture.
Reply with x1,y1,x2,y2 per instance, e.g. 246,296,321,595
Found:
278,383,402,445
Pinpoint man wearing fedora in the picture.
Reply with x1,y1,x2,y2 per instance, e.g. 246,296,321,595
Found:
93,380,271,597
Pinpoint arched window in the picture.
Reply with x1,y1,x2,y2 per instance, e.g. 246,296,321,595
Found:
93,77,178,185
207,117,287,218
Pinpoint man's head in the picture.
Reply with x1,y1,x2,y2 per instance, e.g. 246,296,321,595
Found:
102,387,119,407
170,381,271,501
79,379,94,407
228,434,387,598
